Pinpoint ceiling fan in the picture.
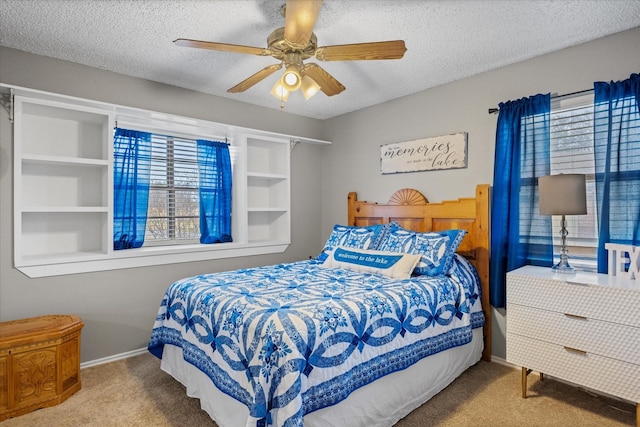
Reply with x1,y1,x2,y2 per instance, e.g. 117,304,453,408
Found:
174,0,407,101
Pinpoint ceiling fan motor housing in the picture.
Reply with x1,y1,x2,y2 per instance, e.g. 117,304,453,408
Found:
267,27,317,61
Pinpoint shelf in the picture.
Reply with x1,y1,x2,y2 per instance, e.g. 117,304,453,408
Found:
14,95,112,268
247,175,288,210
246,172,288,180
244,135,290,245
20,250,110,266
246,239,290,246
21,207,108,213
247,210,289,243
21,161,107,208
246,138,288,176
247,208,288,212
22,154,109,166
19,100,109,161
18,212,108,261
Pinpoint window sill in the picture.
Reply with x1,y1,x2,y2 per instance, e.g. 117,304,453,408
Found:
16,241,290,278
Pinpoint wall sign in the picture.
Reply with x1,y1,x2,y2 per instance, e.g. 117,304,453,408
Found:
380,132,467,174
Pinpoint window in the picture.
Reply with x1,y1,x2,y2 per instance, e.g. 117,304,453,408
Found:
113,126,234,249
146,135,201,244
549,94,598,271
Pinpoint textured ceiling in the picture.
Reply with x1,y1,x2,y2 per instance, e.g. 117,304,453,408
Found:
1,1,639,120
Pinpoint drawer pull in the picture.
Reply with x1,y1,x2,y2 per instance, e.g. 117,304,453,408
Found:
564,313,587,321
564,346,587,355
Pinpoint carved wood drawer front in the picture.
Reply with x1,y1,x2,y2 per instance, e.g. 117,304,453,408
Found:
0,315,83,421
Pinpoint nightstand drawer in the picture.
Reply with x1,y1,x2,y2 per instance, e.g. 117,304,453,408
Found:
508,304,640,365
507,272,640,327
507,333,640,402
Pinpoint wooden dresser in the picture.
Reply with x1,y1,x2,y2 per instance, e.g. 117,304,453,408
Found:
0,315,84,421
506,266,640,426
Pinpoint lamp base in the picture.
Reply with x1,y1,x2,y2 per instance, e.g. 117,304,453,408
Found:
551,260,576,274
551,214,576,274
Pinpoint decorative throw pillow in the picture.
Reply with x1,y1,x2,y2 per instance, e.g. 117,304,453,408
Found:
321,246,421,279
377,227,466,276
317,224,387,262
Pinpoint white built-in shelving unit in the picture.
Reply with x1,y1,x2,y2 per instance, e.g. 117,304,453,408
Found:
8,86,329,277
14,96,114,267
246,136,290,245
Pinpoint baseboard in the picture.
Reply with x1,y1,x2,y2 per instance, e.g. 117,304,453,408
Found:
488,355,518,369
80,347,148,369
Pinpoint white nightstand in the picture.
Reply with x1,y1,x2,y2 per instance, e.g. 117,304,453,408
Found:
506,265,639,426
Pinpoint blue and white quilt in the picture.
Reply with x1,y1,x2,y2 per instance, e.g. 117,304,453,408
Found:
148,256,483,427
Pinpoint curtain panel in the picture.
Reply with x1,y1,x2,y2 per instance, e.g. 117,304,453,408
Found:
197,140,233,244
490,94,552,308
593,73,640,273
113,128,152,250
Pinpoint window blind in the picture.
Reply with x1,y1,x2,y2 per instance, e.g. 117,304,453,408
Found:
549,94,598,271
147,134,200,242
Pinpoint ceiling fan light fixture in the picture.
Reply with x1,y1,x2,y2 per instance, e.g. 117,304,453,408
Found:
271,80,290,101
282,64,302,92
301,74,321,99
176,2,407,101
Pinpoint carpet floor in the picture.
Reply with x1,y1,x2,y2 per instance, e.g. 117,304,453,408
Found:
1,352,636,426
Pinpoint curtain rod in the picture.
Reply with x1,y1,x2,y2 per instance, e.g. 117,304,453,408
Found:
488,88,593,114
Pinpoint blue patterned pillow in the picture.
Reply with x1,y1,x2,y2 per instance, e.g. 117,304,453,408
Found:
317,224,387,262
377,227,466,276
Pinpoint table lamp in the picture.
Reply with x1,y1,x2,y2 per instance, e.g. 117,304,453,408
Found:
538,174,587,273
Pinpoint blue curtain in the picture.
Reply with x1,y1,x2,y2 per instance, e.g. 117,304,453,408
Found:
197,140,233,244
113,128,152,250
490,94,552,308
593,73,640,273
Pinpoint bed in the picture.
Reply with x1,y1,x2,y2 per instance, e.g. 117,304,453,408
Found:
148,184,491,427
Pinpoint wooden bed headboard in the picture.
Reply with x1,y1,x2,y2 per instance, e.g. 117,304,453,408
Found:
347,184,491,361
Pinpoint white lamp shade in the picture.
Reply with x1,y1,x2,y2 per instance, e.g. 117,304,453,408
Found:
539,174,587,215
301,75,321,100
270,80,290,101
282,65,302,92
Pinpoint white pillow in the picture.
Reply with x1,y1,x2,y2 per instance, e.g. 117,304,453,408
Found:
321,246,421,279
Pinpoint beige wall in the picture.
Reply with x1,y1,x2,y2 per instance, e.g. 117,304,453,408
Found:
320,26,640,359
1,26,639,363
0,47,326,362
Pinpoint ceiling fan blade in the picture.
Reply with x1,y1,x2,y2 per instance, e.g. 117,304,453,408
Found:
228,64,283,93
174,38,271,56
303,63,345,96
284,0,323,47
315,40,407,61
